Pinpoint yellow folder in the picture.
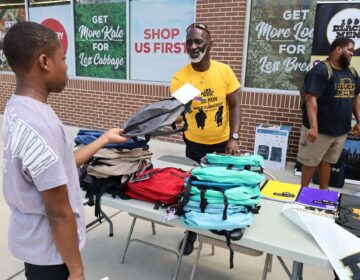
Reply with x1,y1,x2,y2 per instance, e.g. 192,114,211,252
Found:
261,180,301,203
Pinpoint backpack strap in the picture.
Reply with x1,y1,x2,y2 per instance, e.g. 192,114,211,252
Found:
323,58,333,81
301,59,333,111
175,176,194,216
94,178,119,219
86,177,103,207
349,65,358,79
222,190,229,221
323,58,359,80
199,188,208,213
210,229,244,269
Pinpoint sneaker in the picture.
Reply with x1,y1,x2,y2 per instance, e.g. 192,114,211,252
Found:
178,232,197,256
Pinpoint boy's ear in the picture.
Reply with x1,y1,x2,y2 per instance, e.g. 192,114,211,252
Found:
38,54,50,71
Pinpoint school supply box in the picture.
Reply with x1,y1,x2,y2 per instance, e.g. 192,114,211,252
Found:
254,124,291,170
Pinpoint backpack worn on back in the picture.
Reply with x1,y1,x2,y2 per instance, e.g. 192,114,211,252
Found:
299,58,358,110
125,167,190,208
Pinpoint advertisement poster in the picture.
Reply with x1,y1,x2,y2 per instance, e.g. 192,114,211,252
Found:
74,0,126,79
0,7,26,71
29,4,76,76
130,0,195,82
243,0,317,93
311,2,360,73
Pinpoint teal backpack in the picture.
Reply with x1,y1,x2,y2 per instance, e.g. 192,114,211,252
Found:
176,154,265,269
191,166,265,186
204,153,264,173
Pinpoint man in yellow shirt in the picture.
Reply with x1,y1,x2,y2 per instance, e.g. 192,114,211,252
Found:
170,22,241,255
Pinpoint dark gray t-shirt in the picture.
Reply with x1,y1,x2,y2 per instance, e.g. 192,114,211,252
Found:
303,62,360,136
2,95,85,265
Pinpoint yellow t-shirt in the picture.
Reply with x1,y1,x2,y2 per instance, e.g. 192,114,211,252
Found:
170,60,240,145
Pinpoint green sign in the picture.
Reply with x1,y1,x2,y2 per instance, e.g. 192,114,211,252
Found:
0,7,26,71
244,0,317,92
74,0,126,79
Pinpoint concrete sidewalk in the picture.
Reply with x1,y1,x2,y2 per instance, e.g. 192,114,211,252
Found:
0,115,357,280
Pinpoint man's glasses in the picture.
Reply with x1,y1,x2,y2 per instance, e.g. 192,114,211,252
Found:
186,22,210,36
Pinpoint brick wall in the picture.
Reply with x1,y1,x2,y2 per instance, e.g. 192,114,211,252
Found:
0,0,302,161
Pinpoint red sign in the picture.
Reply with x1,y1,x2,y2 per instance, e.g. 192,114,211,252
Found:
41,18,68,53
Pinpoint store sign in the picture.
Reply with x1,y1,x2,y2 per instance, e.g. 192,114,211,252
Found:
74,0,126,79
311,3,360,72
42,18,68,53
327,8,360,49
0,8,26,71
243,0,316,93
130,0,195,82
29,4,75,76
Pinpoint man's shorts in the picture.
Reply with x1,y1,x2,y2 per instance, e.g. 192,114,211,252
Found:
297,126,347,167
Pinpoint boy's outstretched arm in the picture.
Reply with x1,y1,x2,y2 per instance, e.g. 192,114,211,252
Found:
74,128,128,167
41,185,84,280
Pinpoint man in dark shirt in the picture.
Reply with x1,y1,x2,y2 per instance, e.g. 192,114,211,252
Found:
298,38,360,190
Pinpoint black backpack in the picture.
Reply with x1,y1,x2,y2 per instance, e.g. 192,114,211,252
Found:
299,58,358,110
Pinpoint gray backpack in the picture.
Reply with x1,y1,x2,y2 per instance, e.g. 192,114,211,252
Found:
122,98,188,138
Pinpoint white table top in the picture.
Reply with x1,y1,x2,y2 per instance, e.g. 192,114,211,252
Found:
99,159,331,269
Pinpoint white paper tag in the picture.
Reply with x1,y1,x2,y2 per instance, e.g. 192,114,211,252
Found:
172,83,201,104
164,207,179,222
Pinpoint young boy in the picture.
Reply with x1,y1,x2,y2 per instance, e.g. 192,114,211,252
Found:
2,21,128,280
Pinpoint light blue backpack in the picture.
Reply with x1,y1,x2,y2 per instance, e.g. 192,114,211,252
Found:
181,210,253,231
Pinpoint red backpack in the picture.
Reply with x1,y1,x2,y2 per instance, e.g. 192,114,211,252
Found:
125,167,190,207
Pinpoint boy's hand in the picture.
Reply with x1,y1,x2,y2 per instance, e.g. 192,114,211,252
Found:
101,128,129,145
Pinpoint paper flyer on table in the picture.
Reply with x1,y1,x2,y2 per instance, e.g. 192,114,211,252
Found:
172,83,201,104
282,204,360,280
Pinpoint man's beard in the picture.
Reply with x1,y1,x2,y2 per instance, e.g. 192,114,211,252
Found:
188,46,208,63
339,53,350,69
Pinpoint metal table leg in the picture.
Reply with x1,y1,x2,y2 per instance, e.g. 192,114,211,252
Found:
172,230,189,280
121,216,137,264
291,261,303,280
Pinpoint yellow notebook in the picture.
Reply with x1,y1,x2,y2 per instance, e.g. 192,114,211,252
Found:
261,180,301,203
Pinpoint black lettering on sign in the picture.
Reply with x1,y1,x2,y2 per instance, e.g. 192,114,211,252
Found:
341,252,360,280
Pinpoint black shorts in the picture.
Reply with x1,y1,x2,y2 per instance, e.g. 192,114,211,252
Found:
25,263,69,280
184,137,227,164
